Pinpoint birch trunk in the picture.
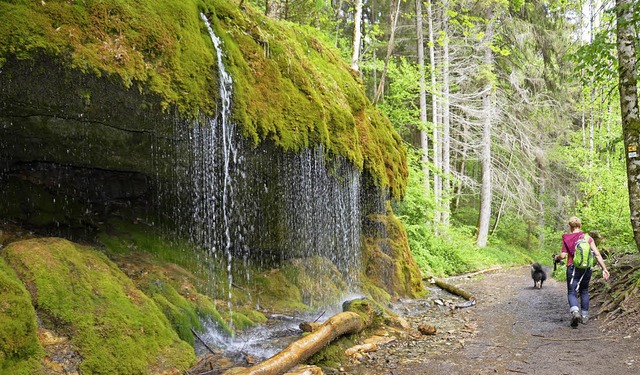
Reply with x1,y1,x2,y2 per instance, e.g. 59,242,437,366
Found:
351,0,363,71
441,0,451,227
477,21,494,248
373,0,402,104
427,0,441,227
616,0,640,248
417,0,430,194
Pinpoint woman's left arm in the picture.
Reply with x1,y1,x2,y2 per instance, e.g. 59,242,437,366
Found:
591,241,610,280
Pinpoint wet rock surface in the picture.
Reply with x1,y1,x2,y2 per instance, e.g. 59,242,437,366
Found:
341,266,640,375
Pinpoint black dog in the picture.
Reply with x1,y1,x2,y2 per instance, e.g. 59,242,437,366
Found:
531,263,546,289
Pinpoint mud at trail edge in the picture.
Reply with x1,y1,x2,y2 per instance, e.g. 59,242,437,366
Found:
342,266,640,375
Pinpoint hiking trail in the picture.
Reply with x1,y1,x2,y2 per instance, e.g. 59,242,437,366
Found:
342,266,640,375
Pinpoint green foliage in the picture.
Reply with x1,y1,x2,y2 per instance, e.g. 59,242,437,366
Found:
552,126,637,255
410,225,544,278
576,164,636,254
373,58,422,139
393,147,555,277
2,238,195,374
392,148,435,228
0,257,43,374
553,263,568,281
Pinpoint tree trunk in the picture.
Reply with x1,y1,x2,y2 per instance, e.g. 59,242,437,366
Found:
441,0,451,227
351,0,363,71
433,278,476,301
427,0,441,228
616,0,640,249
416,0,430,195
477,20,495,248
373,0,402,104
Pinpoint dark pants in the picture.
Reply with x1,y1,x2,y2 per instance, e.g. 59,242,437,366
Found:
566,265,592,314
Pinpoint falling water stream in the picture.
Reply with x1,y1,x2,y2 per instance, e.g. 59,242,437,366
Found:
158,14,368,358
200,12,239,326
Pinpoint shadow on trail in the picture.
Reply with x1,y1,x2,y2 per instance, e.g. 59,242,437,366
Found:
346,266,640,375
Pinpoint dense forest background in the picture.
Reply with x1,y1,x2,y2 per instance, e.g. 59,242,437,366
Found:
242,0,640,276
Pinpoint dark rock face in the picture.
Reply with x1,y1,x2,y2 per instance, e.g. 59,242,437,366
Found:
0,57,172,235
0,57,171,171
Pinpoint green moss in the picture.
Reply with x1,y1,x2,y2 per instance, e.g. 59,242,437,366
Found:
126,264,233,340
229,312,256,331
0,257,44,374
208,0,407,197
241,308,267,325
0,0,217,114
306,335,357,369
362,202,425,299
97,220,204,270
2,238,195,374
250,270,308,313
281,257,347,308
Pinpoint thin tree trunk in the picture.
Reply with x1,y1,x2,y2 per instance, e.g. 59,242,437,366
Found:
490,146,514,238
442,0,451,227
477,20,495,248
588,0,595,167
334,0,345,48
455,121,469,210
416,0,430,195
373,0,402,104
427,0,441,228
616,0,640,249
351,0,363,71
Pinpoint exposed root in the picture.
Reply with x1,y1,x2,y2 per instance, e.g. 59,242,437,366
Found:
592,255,640,333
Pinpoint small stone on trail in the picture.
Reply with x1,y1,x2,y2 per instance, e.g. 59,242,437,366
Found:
418,324,437,335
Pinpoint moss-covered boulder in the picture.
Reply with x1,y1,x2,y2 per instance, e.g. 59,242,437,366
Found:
1,238,195,374
0,256,43,374
362,201,424,303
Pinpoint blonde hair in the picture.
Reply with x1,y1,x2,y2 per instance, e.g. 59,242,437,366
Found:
568,216,582,230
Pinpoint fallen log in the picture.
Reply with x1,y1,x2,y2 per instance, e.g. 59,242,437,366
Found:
344,342,377,356
424,266,502,282
224,311,366,375
433,278,476,301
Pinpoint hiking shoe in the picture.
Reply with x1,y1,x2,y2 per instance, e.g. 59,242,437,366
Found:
571,311,581,328
581,315,588,324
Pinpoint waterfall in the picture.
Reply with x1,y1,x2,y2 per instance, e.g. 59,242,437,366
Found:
158,14,365,328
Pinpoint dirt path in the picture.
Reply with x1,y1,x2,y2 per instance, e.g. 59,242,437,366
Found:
342,266,640,375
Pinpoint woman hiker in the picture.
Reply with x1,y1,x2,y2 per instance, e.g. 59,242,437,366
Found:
554,216,610,328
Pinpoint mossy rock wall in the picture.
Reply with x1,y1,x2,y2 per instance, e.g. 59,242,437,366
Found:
0,0,421,323
0,0,407,198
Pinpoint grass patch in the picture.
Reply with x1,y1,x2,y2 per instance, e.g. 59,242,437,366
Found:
411,224,551,278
